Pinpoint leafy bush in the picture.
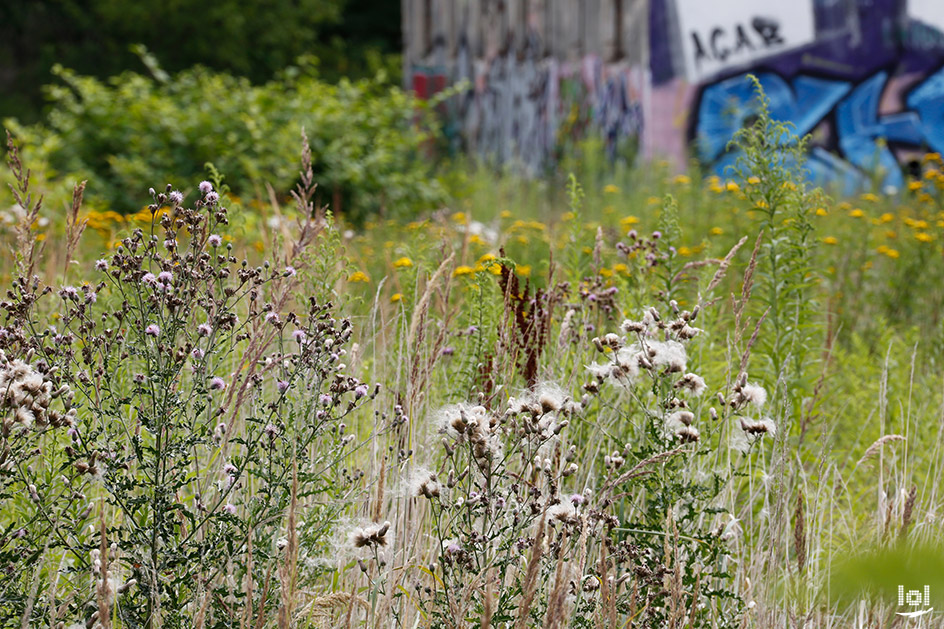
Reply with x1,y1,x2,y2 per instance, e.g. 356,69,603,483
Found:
6,64,444,222
0,0,404,121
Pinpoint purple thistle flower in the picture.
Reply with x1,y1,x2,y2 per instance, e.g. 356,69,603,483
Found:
169,190,184,205
197,323,213,337
157,271,173,283
209,377,226,391
95,258,109,271
142,272,157,285
145,324,160,337
208,234,222,247
223,503,237,515
264,312,280,325
164,238,177,250
284,266,297,277
264,424,279,438
223,463,237,475
276,380,290,393
292,329,307,343
354,384,369,399
60,286,78,300
319,394,332,404
205,191,219,205
199,181,213,195
192,348,205,360
652,231,662,240
133,373,146,384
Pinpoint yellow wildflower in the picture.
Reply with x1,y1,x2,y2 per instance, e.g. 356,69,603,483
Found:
603,184,620,194
673,174,691,185
880,212,894,223
347,271,370,283
886,230,897,239
908,180,923,191
647,196,661,205
860,192,879,202
710,227,723,235
393,257,413,269
747,176,761,185
468,234,484,245
849,208,864,218
390,293,403,303
726,181,740,193
599,267,613,278
453,265,475,277
500,210,512,219
916,232,934,242
884,248,900,259
452,212,467,224
822,236,838,245
517,264,531,277
613,263,629,274
815,208,828,216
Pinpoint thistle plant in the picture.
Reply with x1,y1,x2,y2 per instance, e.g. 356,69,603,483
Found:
0,136,371,628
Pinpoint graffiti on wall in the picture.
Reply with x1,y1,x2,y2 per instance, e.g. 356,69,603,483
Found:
406,0,944,187
649,0,944,189
411,42,645,173
692,68,944,192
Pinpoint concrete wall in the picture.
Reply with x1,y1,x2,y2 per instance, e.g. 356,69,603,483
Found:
404,0,944,190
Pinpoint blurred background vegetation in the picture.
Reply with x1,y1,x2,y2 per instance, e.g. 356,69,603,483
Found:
0,0,450,222
0,0,402,123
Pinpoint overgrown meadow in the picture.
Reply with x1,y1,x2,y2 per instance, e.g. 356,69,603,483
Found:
2,86,944,629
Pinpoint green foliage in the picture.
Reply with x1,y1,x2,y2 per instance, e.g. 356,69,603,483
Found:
6,63,444,221
0,0,404,121
729,75,824,429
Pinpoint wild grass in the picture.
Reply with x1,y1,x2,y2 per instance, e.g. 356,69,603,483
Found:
1,96,944,627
